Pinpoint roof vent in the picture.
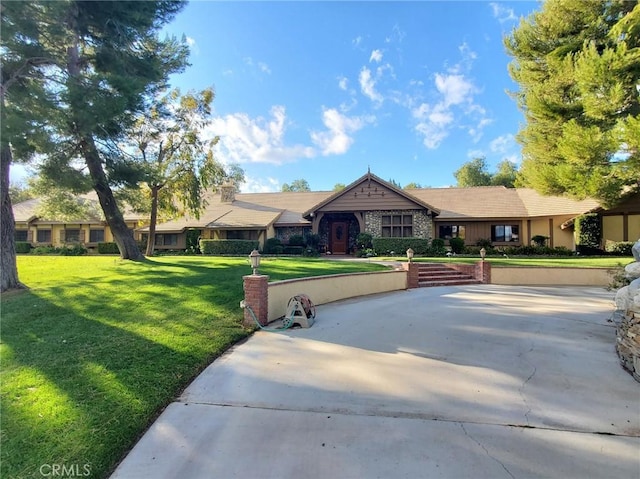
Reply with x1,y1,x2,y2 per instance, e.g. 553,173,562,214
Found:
220,182,235,203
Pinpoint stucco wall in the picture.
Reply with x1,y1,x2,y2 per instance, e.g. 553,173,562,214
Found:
491,267,611,286
267,270,407,321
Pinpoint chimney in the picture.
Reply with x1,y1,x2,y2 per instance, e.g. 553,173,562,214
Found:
220,182,235,203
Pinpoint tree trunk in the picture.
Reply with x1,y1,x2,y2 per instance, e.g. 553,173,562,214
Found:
146,185,160,256
80,137,144,260
1,144,22,292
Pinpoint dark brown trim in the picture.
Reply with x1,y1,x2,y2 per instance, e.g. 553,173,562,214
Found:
548,218,554,247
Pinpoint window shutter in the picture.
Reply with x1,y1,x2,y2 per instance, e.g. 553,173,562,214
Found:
79,230,86,243
60,230,66,242
27,230,33,242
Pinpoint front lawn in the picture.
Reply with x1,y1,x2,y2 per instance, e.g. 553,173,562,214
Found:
380,255,632,268
1,256,387,479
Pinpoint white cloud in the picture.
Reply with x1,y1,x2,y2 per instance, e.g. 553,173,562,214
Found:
258,62,271,74
467,149,485,159
490,2,517,22
208,106,315,165
310,108,374,156
369,49,383,63
337,76,349,91
359,67,383,104
352,36,363,48
434,73,475,107
240,176,280,193
490,133,515,154
185,36,199,55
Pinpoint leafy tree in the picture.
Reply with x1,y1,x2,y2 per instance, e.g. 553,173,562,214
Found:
333,183,346,191
491,160,518,188
454,157,492,187
2,0,189,272
131,87,245,255
8,183,35,204
404,182,423,189
505,0,640,206
282,179,311,192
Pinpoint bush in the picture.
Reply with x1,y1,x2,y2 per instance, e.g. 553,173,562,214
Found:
302,247,320,257
372,237,430,256
356,232,373,250
476,238,493,249
31,246,58,255
31,245,87,256
306,234,321,249
605,241,634,256
531,235,549,247
98,242,120,254
430,238,446,256
288,235,305,247
199,239,258,255
449,236,465,254
15,242,31,254
264,238,283,254
576,213,601,249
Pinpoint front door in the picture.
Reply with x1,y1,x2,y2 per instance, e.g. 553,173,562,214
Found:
330,221,348,254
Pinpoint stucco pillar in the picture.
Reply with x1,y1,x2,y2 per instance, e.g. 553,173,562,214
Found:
402,262,420,289
243,274,269,327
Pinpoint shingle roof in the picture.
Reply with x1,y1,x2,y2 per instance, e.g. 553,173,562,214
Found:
408,186,600,220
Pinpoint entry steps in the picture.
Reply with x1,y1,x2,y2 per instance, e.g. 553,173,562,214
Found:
417,263,480,287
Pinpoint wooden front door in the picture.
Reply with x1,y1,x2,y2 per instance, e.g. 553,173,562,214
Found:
330,221,348,254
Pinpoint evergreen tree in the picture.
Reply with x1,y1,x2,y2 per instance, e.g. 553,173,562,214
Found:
505,0,639,206
1,0,189,271
130,88,245,255
492,160,518,188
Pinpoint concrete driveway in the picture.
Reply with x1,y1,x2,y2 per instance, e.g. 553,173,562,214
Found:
111,285,639,479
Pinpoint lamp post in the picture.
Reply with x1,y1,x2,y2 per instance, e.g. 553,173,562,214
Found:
480,247,486,261
406,248,414,263
249,249,261,275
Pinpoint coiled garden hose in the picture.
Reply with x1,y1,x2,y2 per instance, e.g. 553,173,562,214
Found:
244,303,295,332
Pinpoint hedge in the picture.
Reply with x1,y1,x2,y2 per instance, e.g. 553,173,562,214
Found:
605,241,634,256
15,242,32,254
372,237,430,255
98,242,120,254
199,239,258,255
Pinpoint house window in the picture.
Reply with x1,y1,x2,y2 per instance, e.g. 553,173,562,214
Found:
492,225,520,242
382,214,413,237
37,229,52,243
15,230,28,242
155,234,178,246
64,229,81,243
89,229,105,243
227,230,259,240
439,225,466,240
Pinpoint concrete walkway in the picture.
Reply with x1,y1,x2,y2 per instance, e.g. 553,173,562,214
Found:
111,285,640,479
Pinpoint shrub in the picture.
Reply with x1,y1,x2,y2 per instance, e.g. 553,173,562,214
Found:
372,237,430,256
449,236,465,254
302,247,320,257
288,235,305,246
605,241,634,256
306,234,321,249
264,238,283,254
430,238,446,255
575,213,602,252
98,242,120,254
59,244,88,256
199,239,258,255
476,238,493,249
531,235,549,247
31,246,58,255
356,232,373,250
15,242,31,254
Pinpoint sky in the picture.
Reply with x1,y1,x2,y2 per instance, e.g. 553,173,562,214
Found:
11,0,542,193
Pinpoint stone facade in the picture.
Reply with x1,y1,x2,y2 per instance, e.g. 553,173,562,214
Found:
364,210,432,239
613,239,640,383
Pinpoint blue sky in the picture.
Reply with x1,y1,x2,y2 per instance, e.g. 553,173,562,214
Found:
13,1,542,192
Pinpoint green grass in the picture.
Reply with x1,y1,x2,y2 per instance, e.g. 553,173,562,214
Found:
379,255,631,268
1,256,387,479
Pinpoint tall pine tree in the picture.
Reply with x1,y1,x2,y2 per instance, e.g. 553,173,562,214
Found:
505,0,639,207
1,1,189,277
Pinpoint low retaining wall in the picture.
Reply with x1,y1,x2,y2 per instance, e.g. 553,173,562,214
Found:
491,267,611,286
267,270,407,322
